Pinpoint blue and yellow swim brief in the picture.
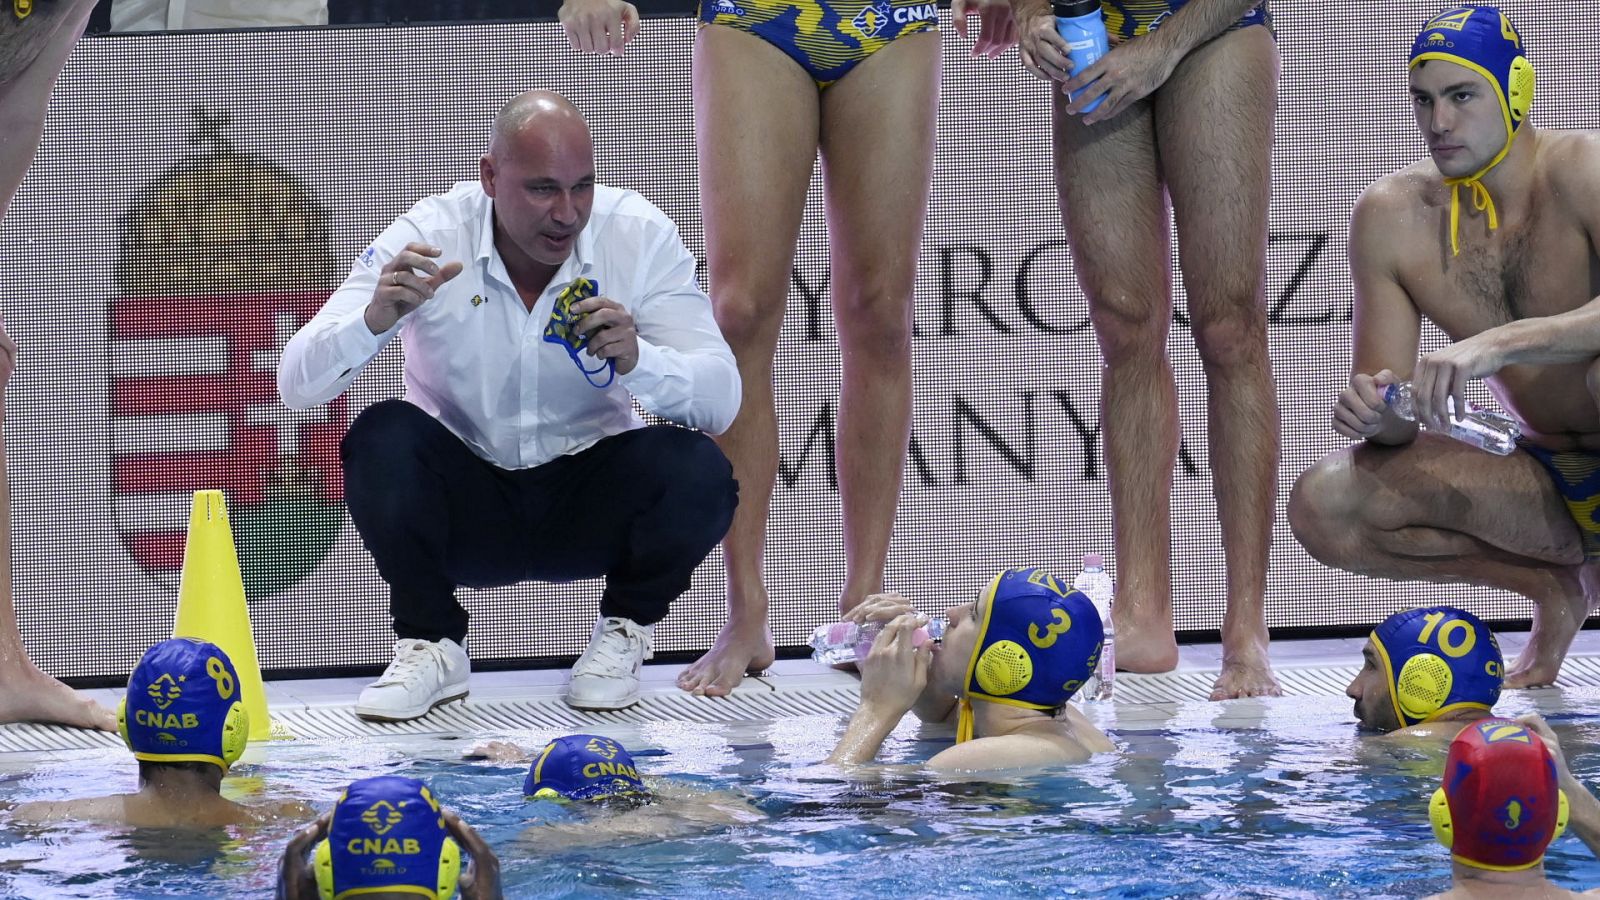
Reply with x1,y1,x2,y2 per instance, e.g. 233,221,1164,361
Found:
1520,442,1600,559
698,0,938,88
1101,0,1271,41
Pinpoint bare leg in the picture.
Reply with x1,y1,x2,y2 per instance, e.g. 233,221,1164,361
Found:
819,31,938,612
1051,92,1179,673
1289,434,1591,688
677,24,819,695
0,0,113,731
1154,26,1280,699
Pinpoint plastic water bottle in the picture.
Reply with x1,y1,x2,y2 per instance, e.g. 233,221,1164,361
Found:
1383,381,1520,455
1073,553,1115,701
809,618,947,666
1054,0,1109,114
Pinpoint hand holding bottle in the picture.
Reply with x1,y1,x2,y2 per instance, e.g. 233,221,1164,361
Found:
857,615,934,719
1332,369,1402,440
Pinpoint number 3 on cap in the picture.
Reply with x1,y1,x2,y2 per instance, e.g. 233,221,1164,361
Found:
1029,609,1072,649
1417,611,1476,658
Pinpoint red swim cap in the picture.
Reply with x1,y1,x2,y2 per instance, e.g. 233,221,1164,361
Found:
1431,719,1568,871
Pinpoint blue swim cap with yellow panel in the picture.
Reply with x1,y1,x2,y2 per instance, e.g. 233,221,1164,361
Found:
117,637,248,773
957,567,1102,743
1409,6,1534,255
314,775,461,900
525,734,651,803
1371,606,1503,728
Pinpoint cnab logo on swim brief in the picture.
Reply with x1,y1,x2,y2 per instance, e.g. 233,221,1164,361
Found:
111,108,347,601
852,0,892,38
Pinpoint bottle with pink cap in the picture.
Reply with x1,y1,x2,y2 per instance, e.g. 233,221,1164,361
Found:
808,617,946,667
1073,552,1115,701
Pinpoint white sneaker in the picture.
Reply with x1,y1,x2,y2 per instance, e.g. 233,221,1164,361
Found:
355,638,471,722
566,617,653,711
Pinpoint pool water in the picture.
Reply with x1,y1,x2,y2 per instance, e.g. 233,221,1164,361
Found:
3,695,1600,898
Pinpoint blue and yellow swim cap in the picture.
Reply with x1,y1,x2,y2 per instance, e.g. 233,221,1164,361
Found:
117,637,248,773
314,775,461,900
1409,6,1534,255
957,567,1102,743
525,734,651,803
1371,606,1503,728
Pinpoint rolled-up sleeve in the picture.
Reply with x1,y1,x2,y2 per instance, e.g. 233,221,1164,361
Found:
277,220,419,409
617,224,742,434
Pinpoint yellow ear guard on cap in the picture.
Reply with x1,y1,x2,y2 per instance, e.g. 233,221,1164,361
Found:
1395,653,1454,724
1431,787,1568,850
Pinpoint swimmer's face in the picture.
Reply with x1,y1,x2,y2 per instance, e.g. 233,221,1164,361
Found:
929,590,989,695
1410,60,1507,179
480,115,595,270
1347,639,1401,733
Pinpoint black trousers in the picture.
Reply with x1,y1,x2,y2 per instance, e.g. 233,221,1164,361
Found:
341,399,738,644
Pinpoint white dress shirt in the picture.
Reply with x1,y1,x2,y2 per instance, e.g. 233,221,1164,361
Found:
278,181,741,470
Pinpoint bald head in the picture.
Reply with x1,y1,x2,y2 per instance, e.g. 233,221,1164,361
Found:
492,90,588,147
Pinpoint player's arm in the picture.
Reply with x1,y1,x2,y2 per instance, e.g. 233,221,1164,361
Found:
925,732,1091,771
1342,181,1423,445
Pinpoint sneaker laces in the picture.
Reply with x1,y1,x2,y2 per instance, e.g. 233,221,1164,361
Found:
579,621,646,676
372,639,446,687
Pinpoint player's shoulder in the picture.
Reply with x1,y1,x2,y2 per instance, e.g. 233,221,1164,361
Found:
1539,130,1600,206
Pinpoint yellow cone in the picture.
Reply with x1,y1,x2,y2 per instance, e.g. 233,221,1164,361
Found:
173,490,275,741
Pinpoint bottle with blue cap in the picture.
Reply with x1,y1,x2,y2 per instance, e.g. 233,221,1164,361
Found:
1383,381,1520,455
1053,0,1109,114
809,617,946,666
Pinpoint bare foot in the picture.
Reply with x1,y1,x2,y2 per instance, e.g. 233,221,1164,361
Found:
1210,628,1281,700
677,621,774,697
1112,600,1178,673
1506,591,1590,688
1209,656,1282,700
0,661,116,731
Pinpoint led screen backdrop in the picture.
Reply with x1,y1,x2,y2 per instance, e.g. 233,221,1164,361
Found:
6,2,1596,679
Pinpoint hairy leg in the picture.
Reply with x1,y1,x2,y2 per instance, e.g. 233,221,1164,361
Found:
1290,435,1589,687
0,0,94,218
1153,25,1280,699
819,31,938,612
677,24,819,696
1052,91,1178,672
0,0,112,730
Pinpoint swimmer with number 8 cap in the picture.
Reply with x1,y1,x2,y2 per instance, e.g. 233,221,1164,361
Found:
829,566,1114,769
1346,606,1504,738
7,637,311,828
275,775,502,900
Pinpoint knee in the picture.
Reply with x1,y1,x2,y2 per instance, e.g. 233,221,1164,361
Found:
833,278,913,357
713,291,786,352
648,429,738,533
1191,300,1269,371
341,401,442,490
1287,454,1367,569
1090,297,1169,367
